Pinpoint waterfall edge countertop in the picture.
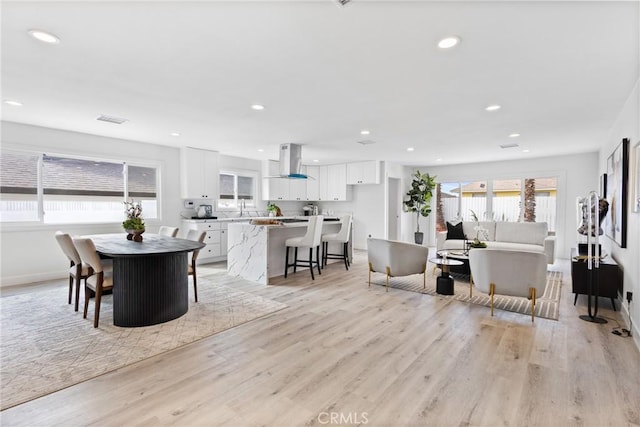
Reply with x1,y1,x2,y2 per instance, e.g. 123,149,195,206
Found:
226,220,349,284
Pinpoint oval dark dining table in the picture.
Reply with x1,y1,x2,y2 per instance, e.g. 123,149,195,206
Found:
88,233,205,327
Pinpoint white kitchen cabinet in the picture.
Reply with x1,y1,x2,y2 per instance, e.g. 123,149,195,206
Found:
347,161,380,184
262,160,289,201
326,163,348,200
306,165,320,200
182,219,224,263
289,166,307,201
181,147,219,199
318,166,329,201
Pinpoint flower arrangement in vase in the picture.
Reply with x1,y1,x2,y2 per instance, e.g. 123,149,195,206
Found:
123,199,145,242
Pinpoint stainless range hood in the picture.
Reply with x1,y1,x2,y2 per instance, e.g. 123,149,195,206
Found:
278,143,308,179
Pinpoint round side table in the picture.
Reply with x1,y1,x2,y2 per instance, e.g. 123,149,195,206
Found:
429,257,464,295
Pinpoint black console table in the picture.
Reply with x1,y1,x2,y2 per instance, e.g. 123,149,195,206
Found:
571,247,622,311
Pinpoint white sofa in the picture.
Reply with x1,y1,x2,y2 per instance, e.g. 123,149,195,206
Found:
436,221,556,264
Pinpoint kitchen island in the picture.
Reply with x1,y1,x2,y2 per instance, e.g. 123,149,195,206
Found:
227,219,350,284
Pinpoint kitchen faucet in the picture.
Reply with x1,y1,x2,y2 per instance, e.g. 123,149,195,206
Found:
239,199,245,216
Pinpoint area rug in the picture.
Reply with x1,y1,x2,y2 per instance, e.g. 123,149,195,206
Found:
0,276,287,410
369,270,563,321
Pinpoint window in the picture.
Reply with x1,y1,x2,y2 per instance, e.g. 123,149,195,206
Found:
0,151,39,222
217,170,256,210
0,150,159,224
436,176,557,231
436,180,487,231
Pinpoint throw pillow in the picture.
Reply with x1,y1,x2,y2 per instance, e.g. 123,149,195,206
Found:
446,221,466,240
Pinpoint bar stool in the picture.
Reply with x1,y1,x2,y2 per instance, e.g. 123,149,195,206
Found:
285,215,324,280
322,214,352,270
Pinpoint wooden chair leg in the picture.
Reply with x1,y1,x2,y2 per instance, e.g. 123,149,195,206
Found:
368,263,373,287
293,248,298,273
68,276,73,305
94,286,102,328
75,277,82,312
316,246,322,275
83,284,90,319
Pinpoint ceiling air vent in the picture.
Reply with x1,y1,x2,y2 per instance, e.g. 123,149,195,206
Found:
335,0,352,5
357,140,376,145
499,143,519,149
96,114,129,125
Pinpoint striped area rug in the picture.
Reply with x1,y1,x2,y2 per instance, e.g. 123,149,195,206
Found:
369,270,563,320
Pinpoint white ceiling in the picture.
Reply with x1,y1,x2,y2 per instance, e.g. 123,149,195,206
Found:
1,1,639,166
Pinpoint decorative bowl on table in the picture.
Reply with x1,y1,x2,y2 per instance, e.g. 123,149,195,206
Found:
125,228,145,242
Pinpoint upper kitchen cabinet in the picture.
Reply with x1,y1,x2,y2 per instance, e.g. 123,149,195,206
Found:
326,163,348,201
289,165,307,201
180,147,219,199
306,165,320,200
347,161,380,185
262,160,289,201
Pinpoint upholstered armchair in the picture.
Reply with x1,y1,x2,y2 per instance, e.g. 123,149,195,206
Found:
367,238,429,291
469,249,547,321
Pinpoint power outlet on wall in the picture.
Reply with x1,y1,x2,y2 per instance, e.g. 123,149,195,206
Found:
184,200,194,208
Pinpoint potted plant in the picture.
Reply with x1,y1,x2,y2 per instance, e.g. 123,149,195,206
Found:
404,171,436,244
266,202,282,217
123,199,145,242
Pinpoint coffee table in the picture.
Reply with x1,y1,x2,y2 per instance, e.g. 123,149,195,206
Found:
429,256,464,295
436,249,470,275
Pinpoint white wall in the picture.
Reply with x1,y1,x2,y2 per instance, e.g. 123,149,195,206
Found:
0,122,183,286
408,152,599,259
599,78,639,348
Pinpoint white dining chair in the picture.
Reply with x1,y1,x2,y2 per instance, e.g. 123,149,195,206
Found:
159,226,179,237
73,237,114,328
186,229,206,302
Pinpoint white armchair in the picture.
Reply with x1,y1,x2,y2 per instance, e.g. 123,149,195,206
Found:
367,238,429,291
469,249,547,321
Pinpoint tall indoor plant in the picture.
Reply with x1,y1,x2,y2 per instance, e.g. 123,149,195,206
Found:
404,171,436,244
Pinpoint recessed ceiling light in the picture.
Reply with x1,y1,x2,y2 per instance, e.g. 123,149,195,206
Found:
170,132,181,137
257,149,264,152
523,149,530,153
28,29,60,44
360,129,370,135
251,104,265,110
500,143,519,149
438,36,461,49
509,133,520,138
313,159,319,163
436,158,443,162
3,100,23,107
485,105,501,111
407,147,415,152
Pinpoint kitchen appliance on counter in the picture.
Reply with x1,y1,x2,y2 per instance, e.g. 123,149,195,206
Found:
303,204,319,216
196,204,214,218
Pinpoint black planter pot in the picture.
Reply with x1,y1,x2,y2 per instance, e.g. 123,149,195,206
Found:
414,232,424,245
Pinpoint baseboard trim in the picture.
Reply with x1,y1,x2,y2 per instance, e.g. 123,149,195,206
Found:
1,271,67,288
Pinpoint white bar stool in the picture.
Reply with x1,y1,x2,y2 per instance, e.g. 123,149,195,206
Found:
322,214,352,270
285,215,324,280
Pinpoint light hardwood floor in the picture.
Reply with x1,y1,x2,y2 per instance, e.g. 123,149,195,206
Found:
1,252,638,426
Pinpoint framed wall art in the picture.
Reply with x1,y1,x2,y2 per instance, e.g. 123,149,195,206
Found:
605,138,629,247
634,140,640,213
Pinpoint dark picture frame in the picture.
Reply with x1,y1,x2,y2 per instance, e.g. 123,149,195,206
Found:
605,138,629,247
600,173,607,198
